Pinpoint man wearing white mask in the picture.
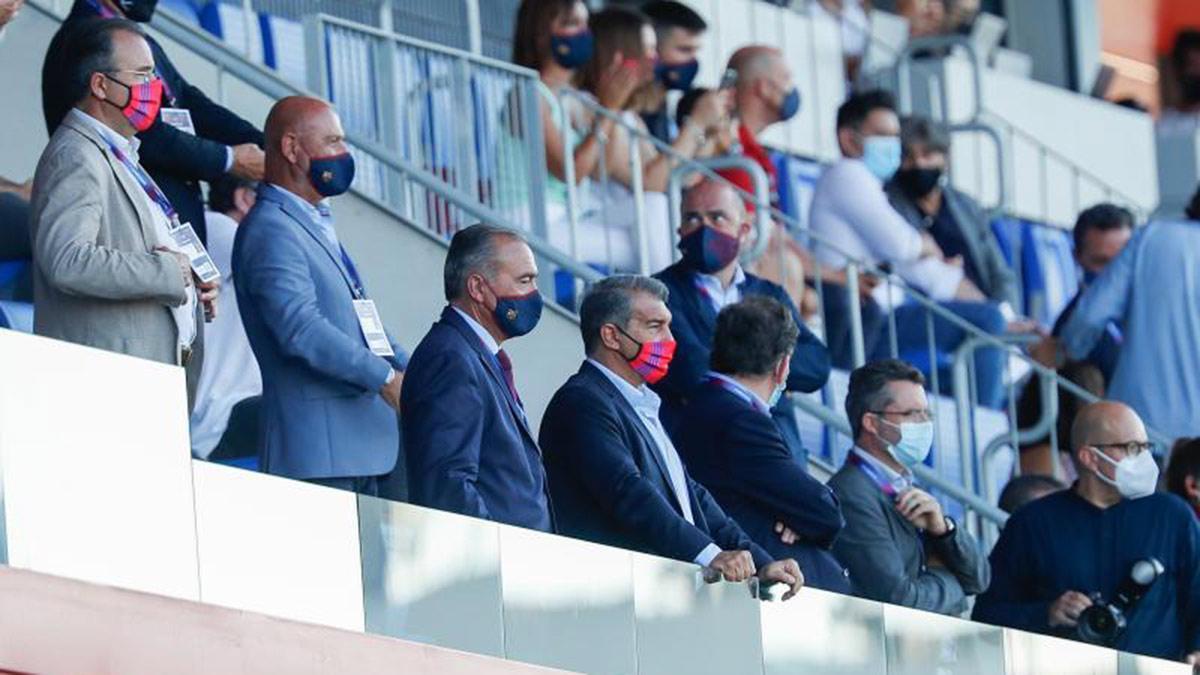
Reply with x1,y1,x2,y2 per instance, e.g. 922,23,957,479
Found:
829,359,990,615
974,402,1200,664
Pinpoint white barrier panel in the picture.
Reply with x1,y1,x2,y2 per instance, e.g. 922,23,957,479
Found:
0,330,200,600
192,461,366,630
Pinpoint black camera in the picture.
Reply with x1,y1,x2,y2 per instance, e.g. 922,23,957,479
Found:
1077,558,1164,647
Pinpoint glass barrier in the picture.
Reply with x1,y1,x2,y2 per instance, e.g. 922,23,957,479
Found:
883,603,1006,675
761,587,886,675
1004,629,1118,675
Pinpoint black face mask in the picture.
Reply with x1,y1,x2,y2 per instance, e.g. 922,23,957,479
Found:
117,0,158,22
1182,75,1200,105
894,167,943,200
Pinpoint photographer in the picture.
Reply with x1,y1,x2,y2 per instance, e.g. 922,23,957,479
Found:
973,402,1200,664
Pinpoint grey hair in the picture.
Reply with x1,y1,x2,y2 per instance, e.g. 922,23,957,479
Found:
443,223,526,301
579,275,669,354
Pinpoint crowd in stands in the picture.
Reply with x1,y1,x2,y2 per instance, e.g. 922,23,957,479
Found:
9,0,1200,667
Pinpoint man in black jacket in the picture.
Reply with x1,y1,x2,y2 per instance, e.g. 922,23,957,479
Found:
43,0,264,244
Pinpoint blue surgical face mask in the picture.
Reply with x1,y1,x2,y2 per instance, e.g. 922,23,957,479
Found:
489,284,543,338
861,135,902,182
309,152,356,197
778,86,801,122
767,382,786,408
550,30,594,70
877,417,934,467
655,59,699,91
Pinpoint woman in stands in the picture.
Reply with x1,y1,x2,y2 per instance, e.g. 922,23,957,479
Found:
573,7,730,274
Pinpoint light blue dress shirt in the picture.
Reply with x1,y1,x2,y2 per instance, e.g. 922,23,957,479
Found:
1060,221,1200,442
695,265,746,313
586,358,721,566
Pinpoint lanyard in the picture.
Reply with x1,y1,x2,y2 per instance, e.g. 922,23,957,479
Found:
109,142,177,223
847,451,903,498
339,244,366,300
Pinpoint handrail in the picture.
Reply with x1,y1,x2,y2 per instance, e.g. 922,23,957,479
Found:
789,393,1010,526
667,156,772,264
150,5,604,288
894,34,985,123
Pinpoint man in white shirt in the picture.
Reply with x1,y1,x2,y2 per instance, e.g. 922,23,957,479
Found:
809,89,1008,407
191,176,261,461
540,274,803,598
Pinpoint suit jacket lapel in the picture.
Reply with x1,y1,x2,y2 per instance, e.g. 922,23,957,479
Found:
581,363,684,516
64,117,159,249
441,307,539,449
261,187,360,297
670,263,719,334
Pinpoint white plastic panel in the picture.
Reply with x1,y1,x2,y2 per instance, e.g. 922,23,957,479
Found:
0,331,200,601
192,461,365,630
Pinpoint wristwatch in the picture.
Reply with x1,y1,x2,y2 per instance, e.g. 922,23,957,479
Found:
933,515,956,539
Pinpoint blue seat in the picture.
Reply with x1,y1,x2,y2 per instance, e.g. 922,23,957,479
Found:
0,300,33,333
772,151,825,236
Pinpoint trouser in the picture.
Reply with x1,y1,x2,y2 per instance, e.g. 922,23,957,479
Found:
207,396,262,462
819,282,886,370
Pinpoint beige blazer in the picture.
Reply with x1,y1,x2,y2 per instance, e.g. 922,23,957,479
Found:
29,111,203,382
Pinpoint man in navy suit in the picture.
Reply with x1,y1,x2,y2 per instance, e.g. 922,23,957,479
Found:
234,96,406,494
402,224,553,532
540,275,803,596
653,179,830,460
676,296,850,593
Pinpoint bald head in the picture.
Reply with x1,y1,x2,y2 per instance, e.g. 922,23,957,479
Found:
263,96,349,203
727,45,782,82
1071,401,1147,451
726,45,794,134
683,178,745,219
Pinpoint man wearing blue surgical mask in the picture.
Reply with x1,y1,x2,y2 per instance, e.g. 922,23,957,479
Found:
975,402,1200,665
829,359,990,614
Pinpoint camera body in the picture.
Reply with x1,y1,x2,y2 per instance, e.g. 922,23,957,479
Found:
1076,558,1164,647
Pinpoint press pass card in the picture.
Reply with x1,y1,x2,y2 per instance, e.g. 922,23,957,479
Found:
168,222,221,284
160,107,196,135
353,299,396,357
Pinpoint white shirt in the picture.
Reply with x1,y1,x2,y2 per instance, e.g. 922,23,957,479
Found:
586,358,721,567
189,211,263,457
452,306,500,356
696,265,746,314
69,108,196,349
809,158,963,303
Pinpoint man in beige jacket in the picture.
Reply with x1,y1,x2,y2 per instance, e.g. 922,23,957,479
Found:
30,17,217,404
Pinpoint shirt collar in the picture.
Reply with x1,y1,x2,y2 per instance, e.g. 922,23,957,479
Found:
697,264,745,292
452,306,501,355
852,445,913,488
707,371,771,414
69,108,140,157
587,357,660,415
264,183,327,221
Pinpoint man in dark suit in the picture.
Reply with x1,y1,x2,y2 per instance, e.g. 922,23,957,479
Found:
540,274,803,596
653,179,830,460
44,0,265,244
402,224,552,532
234,96,405,494
676,296,850,593
829,359,989,614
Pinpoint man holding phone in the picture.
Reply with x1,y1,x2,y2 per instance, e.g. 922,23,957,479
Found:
828,359,990,614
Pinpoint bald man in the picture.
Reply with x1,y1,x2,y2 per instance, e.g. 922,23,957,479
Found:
974,402,1200,663
232,96,407,495
716,46,797,206
653,178,829,462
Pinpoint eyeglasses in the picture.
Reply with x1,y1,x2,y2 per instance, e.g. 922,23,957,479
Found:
870,408,934,423
1092,441,1154,456
105,69,156,85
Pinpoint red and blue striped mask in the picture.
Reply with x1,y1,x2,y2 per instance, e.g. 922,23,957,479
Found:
103,74,164,133
617,325,676,385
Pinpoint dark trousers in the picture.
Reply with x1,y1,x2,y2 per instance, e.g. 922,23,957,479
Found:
207,396,262,461
820,281,886,370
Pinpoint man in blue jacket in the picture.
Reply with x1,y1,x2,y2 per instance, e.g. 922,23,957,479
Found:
46,0,266,244
539,275,802,596
233,96,406,494
653,179,830,461
402,224,552,532
676,296,850,593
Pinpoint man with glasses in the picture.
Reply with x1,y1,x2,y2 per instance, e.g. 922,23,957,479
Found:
829,359,989,614
29,18,215,404
974,402,1200,664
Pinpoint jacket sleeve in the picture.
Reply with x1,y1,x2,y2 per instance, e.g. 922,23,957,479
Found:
540,388,716,563
690,476,773,569
928,521,991,596
401,349,492,520
723,411,845,548
31,144,187,305
1060,228,1140,360
235,221,392,392
832,479,967,613
971,514,1052,631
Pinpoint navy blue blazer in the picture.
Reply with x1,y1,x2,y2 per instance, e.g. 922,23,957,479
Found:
676,383,851,592
233,185,406,480
652,262,831,425
49,2,266,243
402,307,553,532
539,361,772,568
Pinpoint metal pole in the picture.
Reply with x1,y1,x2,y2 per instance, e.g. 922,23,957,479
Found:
559,92,580,263
845,264,866,368
240,0,255,59
628,137,650,275
464,0,482,55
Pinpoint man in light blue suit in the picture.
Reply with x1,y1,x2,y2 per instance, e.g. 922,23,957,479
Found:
233,96,406,494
